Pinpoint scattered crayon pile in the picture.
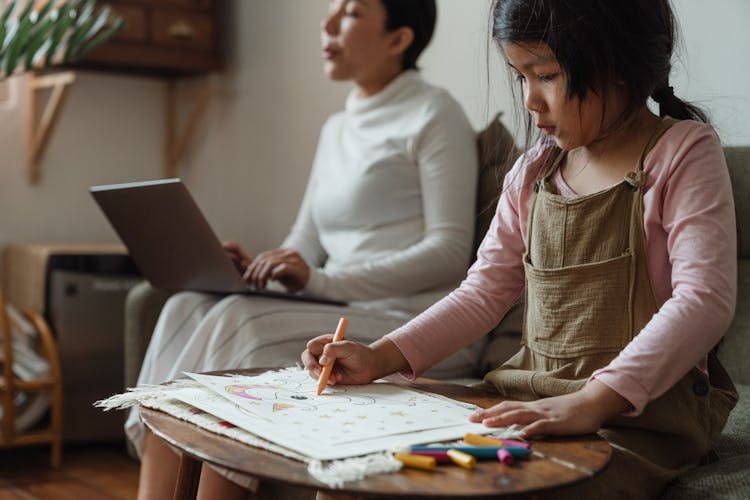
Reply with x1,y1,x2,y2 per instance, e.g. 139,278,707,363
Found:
393,432,531,471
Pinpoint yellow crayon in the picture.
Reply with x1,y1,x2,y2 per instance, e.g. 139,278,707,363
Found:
394,453,436,471
464,432,530,450
447,448,476,470
464,432,504,447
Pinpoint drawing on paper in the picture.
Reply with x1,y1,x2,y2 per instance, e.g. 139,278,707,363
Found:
171,368,492,460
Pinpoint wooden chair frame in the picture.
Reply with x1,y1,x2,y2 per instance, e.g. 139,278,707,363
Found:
0,290,63,467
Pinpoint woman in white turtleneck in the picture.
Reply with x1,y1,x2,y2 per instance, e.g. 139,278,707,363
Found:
132,1,478,498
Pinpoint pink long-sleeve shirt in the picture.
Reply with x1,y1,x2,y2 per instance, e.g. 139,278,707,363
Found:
385,120,737,416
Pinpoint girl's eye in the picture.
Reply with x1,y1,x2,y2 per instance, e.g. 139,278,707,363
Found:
514,73,526,83
539,73,559,83
344,2,361,17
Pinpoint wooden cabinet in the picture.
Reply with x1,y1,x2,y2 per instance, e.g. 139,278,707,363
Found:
79,0,222,76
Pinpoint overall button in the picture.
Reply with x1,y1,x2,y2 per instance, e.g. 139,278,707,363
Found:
693,381,710,396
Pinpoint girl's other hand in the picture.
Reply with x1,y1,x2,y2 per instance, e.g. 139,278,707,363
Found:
301,337,409,387
243,248,310,292
223,242,252,272
468,380,631,438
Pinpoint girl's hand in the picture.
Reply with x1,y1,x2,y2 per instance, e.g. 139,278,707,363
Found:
301,337,409,387
468,380,631,438
223,242,252,271
243,248,310,292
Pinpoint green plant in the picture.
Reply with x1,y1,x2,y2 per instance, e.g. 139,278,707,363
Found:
0,0,123,79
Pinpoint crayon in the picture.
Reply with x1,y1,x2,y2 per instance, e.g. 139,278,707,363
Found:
497,448,514,465
447,449,476,469
408,449,451,463
463,433,531,449
410,445,532,459
393,453,436,471
315,317,348,395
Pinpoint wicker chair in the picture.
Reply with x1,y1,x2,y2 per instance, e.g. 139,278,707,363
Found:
0,289,63,467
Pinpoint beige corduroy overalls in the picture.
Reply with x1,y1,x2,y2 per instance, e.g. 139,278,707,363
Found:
483,118,738,499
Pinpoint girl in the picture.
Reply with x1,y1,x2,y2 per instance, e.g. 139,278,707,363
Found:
303,0,739,497
134,1,481,498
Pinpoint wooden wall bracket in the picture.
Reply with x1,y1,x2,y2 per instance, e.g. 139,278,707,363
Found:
26,71,76,185
24,72,211,183
164,79,212,179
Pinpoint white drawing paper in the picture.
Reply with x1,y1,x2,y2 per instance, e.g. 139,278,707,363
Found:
173,369,493,460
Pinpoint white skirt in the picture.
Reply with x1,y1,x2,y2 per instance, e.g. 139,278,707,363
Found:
125,291,484,455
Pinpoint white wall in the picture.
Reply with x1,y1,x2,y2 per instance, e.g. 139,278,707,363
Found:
0,71,163,246
0,0,748,264
178,0,349,254
670,0,750,146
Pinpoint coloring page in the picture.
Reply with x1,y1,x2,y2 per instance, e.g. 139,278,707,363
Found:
174,369,492,460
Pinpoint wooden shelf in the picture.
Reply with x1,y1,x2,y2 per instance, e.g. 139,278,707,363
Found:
77,0,222,77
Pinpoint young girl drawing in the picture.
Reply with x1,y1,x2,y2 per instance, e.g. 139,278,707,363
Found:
303,0,739,497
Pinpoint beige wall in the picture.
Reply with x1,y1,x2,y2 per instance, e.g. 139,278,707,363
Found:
0,71,163,246
0,0,748,263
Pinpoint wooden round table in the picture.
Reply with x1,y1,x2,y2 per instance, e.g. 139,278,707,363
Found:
141,373,612,499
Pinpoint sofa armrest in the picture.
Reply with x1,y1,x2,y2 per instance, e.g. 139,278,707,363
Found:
123,281,174,389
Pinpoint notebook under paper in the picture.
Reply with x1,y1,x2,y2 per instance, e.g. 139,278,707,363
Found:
90,178,344,306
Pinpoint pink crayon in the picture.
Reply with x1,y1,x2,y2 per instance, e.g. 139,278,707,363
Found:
494,438,530,449
484,437,530,449
408,449,451,463
497,448,514,465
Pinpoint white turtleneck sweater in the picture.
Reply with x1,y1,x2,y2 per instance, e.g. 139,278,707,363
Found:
282,70,478,316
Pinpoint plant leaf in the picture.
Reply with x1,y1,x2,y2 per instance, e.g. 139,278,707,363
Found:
15,0,34,24
71,15,123,61
76,0,96,26
0,24,6,59
24,19,55,69
45,3,74,66
1,0,123,76
63,1,96,62
66,5,112,61
1,1,18,25
5,8,35,76
33,0,55,24
29,36,53,69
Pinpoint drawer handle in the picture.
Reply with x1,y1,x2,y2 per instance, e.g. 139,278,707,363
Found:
166,20,197,40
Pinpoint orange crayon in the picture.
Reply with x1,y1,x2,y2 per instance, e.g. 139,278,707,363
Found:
315,317,348,395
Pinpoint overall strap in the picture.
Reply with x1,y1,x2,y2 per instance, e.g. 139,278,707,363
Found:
638,118,679,170
625,117,679,189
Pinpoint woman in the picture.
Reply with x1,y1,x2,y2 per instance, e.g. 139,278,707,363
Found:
133,1,480,498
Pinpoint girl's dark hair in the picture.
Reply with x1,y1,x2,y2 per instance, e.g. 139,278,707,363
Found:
380,0,437,70
492,0,707,130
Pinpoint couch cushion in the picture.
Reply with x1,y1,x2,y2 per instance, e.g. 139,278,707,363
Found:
716,384,750,459
725,147,750,260
660,384,750,499
718,259,750,385
474,113,519,256
123,280,173,389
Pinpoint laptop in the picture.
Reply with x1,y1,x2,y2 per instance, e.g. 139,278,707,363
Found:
90,178,344,306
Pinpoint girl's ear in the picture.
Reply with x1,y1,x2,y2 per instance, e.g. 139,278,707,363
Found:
388,27,415,58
